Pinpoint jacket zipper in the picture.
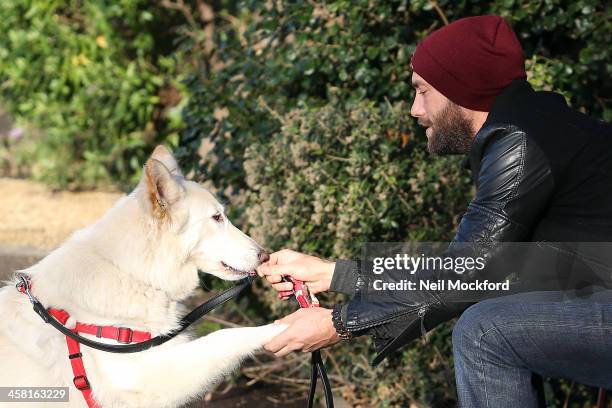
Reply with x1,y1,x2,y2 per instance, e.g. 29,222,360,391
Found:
347,302,434,332
418,304,429,339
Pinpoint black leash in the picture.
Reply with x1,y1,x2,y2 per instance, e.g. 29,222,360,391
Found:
308,350,334,408
281,277,334,408
16,274,254,353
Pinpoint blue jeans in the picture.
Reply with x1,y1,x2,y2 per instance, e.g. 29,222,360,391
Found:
453,287,612,407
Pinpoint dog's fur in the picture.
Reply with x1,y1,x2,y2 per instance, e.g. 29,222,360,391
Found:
0,146,287,407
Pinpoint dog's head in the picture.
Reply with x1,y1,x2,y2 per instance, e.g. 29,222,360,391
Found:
136,145,268,282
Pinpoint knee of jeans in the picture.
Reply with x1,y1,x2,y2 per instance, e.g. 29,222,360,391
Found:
452,300,505,353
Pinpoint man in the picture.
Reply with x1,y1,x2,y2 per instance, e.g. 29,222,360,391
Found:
257,15,612,407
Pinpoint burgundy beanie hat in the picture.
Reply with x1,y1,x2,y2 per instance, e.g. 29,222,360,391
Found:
411,15,526,111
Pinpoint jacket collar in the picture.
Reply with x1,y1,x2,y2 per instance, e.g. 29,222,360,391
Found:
484,79,535,125
465,79,535,183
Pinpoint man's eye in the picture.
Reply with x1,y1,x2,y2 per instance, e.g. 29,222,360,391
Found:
418,90,428,95
212,213,223,222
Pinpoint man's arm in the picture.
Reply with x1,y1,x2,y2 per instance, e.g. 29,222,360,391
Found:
340,125,556,363
329,260,360,296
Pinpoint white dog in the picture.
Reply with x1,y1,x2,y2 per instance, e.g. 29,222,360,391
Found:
0,146,287,407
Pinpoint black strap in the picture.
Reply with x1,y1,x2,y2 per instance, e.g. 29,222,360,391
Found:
28,276,255,353
308,350,334,408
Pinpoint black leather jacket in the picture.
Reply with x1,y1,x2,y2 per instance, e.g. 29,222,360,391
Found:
331,80,612,365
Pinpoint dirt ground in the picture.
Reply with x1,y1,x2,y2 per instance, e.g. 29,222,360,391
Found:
0,177,122,250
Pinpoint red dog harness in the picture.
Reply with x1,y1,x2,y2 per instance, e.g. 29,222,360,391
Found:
18,280,151,408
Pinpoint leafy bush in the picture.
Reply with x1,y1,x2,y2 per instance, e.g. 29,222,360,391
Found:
0,0,186,190
243,98,471,258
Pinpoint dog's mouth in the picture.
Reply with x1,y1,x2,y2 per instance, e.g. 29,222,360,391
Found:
221,261,257,276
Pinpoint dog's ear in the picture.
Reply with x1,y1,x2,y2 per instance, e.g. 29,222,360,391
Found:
150,145,183,177
143,158,184,220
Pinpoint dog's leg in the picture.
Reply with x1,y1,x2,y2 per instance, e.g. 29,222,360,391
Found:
92,323,287,408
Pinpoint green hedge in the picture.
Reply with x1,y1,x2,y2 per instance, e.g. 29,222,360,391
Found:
178,1,609,406
243,98,472,258
0,0,186,189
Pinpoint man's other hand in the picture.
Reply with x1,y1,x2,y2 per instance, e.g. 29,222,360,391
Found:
264,307,341,357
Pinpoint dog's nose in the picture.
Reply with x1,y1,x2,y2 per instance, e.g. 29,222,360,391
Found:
258,250,270,264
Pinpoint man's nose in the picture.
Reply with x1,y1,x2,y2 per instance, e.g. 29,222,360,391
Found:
410,95,424,119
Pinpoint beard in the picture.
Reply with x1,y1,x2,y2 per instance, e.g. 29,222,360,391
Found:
420,101,475,155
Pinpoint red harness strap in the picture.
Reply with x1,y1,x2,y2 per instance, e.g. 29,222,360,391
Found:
18,282,151,408
47,308,152,408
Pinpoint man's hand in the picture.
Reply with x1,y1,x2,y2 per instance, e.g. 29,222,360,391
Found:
256,249,335,298
264,307,341,357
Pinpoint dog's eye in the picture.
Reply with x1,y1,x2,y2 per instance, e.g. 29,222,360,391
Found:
212,213,223,222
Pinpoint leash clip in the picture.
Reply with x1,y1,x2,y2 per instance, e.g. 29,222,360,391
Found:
16,275,35,305
16,274,50,323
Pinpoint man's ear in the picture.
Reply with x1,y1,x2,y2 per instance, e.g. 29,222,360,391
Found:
150,145,183,177
143,158,184,220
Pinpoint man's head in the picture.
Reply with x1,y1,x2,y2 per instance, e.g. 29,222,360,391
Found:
409,15,526,155
410,72,477,155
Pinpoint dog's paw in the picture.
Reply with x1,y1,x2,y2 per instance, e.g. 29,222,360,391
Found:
252,323,288,345
268,322,289,336
202,324,288,354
